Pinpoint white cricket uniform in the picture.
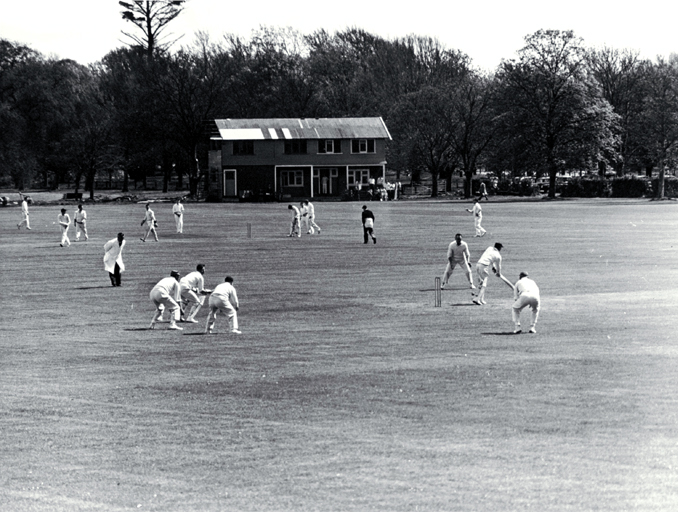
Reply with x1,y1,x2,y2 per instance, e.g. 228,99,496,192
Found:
180,271,206,305
142,207,157,240
103,238,125,273
475,246,502,288
58,213,71,246
299,204,309,232
306,202,320,234
442,240,471,286
173,203,184,233
150,277,181,314
18,200,30,229
207,282,240,332
471,202,486,236
289,206,301,237
512,277,541,330
74,209,88,240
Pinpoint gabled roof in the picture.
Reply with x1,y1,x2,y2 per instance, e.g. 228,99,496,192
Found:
212,117,392,141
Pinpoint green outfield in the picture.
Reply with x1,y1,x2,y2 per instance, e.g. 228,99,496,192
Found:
2,198,678,511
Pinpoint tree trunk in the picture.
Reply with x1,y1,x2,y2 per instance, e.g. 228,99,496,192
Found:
122,170,129,192
657,157,665,199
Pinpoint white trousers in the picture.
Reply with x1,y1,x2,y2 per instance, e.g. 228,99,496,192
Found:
512,294,540,328
442,259,472,285
474,216,486,236
60,226,70,246
207,296,238,331
75,221,88,240
19,213,30,229
307,215,320,233
175,214,183,233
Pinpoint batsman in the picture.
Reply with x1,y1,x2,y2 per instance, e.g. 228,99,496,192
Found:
473,242,504,305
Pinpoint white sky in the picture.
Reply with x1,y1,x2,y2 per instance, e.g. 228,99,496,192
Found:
2,0,677,71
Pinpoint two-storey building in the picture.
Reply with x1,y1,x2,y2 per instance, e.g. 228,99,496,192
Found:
207,117,392,200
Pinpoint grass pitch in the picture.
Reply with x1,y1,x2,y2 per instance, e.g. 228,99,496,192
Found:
2,198,678,511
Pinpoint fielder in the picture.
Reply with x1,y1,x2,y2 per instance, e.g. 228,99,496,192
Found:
303,200,321,234
473,242,503,305
140,203,158,242
440,233,475,290
288,204,301,237
74,204,88,241
361,205,376,244
205,276,241,334
511,272,540,334
466,199,486,237
299,201,309,233
172,198,184,233
149,270,183,330
58,208,71,247
17,194,31,230
179,263,212,323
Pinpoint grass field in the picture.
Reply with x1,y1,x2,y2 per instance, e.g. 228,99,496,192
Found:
2,198,678,511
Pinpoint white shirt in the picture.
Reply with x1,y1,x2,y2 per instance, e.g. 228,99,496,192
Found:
514,277,540,300
299,204,308,217
212,282,239,309
144,208,156,223
173,203,184,216
152,277,181,300
290,206,300,219
21,200,28,215
471,203,482,217
74,209,87,223
447,240,470,262
477,246,502,275
180,271,205,293
58,213,70,228
306,202,315,217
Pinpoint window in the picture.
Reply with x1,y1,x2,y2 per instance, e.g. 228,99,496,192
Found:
281,170,303,187
233,141,254,155
347,169,370,187
318,139,342,154
284,140,307,154
351,139,375,153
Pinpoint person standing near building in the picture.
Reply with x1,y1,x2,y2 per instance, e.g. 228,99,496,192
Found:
440,233,475,290
179,263,211,323
58,208,71,247
73,204,88,241
466,199,486,237
303,200,321,234
17,194,31,230
288,204,301,237
361,205,376,244
140,203,158,242
511,272,540,334
103,233,125,287
205,276,241,334
473,242,503,305
149,270,183,330
172,198,184,234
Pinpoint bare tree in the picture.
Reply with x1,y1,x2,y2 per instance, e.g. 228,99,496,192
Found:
119,1,186,59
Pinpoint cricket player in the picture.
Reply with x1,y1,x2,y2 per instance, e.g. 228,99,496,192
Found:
473,242,503,305
58,208,71,247
511,272,540,334
172,198,184,233
361,205,376,244
140,203,158,242
205,276,241,334
179,263,212,323
17,194,31,230
149,270,183,330
288,204,301,237
303,200,321,234
466,199,486,237
440,233,475,290
74,204,88,241
103,233,125,286
299,201,309,233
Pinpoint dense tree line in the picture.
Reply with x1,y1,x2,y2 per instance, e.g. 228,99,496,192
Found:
1,27,678,198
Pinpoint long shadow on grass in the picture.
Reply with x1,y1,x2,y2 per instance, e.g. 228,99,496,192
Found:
77,286,113,290
482,331,523,336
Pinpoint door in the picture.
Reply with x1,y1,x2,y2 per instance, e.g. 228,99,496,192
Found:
223,169,237,197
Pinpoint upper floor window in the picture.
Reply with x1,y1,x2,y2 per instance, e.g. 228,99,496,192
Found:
233,141,254,155
318,139,342,154
351,139,376,154
284,140,307,155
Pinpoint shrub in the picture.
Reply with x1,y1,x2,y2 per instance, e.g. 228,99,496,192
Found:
610,176,651,198
560,178,609,198
651,177,678,198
